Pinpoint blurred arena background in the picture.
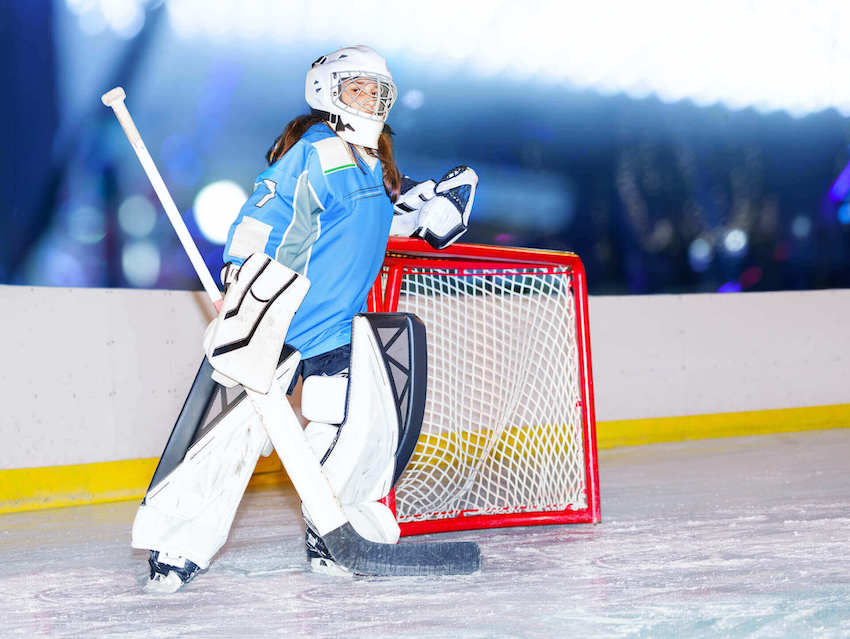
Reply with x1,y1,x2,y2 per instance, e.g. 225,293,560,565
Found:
2,0,849,295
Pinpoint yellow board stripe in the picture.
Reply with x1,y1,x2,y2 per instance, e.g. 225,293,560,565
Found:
0,453,286,515
1,404,847,515
597,403,850,449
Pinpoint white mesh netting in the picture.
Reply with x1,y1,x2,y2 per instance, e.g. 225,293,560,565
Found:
392,264,587,524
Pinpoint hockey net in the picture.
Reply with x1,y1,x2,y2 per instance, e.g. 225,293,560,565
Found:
370,238,600,535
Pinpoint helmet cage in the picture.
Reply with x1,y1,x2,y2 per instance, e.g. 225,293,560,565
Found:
330,70,397,122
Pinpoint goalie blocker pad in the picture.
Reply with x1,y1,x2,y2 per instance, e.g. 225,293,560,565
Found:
205,253,309,393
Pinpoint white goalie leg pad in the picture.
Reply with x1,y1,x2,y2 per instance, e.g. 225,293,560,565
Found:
205,253,310,393
132,354,300,569
300,341,401,545
301,373,348,425
131,397,268,569
304,421,338,460
299,314,402,547
318,315,399,506
302,372,347,461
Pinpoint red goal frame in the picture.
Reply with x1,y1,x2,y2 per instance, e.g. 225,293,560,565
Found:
371,237,600,536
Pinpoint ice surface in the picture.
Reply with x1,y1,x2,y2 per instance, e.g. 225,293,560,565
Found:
1,429,849,638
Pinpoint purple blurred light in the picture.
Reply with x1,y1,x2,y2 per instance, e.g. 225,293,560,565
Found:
718,280,742,293
829,162,850,202
739,266,763,289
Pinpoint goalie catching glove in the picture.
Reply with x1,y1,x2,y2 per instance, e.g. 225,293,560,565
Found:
391,165,477,250
204,253,310,393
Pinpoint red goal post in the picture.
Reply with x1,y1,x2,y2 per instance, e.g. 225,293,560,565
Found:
371,237,600,536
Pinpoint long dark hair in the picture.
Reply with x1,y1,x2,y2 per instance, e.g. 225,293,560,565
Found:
266,114,402,202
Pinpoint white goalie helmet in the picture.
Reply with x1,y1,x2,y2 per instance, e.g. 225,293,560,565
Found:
305,45,397,149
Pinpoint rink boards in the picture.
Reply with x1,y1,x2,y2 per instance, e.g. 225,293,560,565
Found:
1,284,849,512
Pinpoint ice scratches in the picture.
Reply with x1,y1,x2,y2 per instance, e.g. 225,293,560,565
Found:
2,431,850,637
782,517,850,526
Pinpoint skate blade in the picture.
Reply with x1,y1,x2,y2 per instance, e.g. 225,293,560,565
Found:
310,557,353,578
144,572,185,594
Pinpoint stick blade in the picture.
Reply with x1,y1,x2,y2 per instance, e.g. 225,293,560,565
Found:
323,523,481,576
101,86,126,107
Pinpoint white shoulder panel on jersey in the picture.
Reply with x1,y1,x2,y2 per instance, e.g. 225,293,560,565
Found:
205,253,310,393
312,135,356,174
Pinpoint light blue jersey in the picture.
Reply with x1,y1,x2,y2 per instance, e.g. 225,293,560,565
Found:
223,123,393,359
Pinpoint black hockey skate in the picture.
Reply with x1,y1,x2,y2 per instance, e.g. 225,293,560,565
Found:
145,550,202,593
305,525,351,577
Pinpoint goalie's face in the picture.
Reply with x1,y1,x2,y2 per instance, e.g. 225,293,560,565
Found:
337,75,395,121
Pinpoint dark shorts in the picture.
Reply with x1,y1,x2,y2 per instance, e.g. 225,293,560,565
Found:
286,343,351,395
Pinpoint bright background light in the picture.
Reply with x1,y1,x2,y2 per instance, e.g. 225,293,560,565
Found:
117,195,157,238
193,180,248,245
157,0,850,118
7,0,847,293
64,0,850,117
723,228,749,255
121,240,161,287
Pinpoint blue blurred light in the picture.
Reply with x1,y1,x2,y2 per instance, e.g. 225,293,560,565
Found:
790,215,812,239
718,281,742,293
829,162,850,202
722,228,748,256
688,237,713,272
400,159,573,233
402,90,425,110
67,205,106,244
25,241,87,286
838,202,850,225
122,241,161,287
67,0,145,39
117,195,157,238
162,135,203,188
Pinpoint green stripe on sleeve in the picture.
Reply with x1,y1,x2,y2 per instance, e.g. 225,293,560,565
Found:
323,163,356,174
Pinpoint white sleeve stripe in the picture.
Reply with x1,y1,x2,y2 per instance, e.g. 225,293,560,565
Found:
276,170,324,274
277,170,305,255
303,211,321,278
